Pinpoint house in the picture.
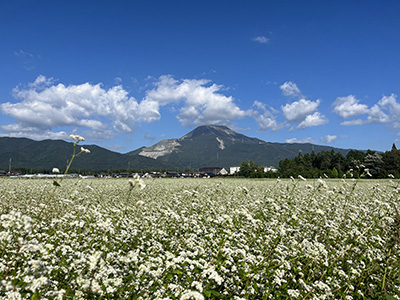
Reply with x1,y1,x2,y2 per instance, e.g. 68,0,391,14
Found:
199,167,223,176
230,166,240,175
218,168,228,176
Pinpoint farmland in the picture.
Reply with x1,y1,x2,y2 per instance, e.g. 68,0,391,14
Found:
1,177,399,299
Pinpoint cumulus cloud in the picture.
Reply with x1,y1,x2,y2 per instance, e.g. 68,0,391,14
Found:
0,75,251,140
0,75,160,139
280,81,303,98
324,135,337,144
285,137,316,144
333,95,369,118
251,101,283,131
282,99,320,123
144,75,248,127
376,94,400,128
297,112,328,129
252,36,269,44
337,94,399,130
28,74,55,88
0,123,70,140
278,82,328,130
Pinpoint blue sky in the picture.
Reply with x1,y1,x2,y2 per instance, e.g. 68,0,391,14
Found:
1,0,400,153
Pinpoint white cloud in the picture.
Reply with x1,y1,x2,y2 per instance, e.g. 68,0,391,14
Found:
28,74,55,88
279,82,327,129
333,95,369,118
0,123,70,140
324,135,337,143
280,81,303,98
145,75,248,127
366,104,390,124
252,100,266,111
282,99,320,123
0,75,160,139
255,114,281,131
376,94,400,128
297,112,328,129
337,94,398,129
285,137,316,144
1,75,251,140
251,101,283,131
341,119,364,126
252,36,269,44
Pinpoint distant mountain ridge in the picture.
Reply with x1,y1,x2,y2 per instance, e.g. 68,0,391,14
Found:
0,137,178,171
1,125,354,171
128,125,352,169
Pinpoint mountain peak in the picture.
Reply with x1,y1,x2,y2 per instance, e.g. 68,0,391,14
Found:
181,125,239,140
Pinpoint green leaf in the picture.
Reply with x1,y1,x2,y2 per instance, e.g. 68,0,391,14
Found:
385,295,396,300
53,180,61,187
166,273,173,280
31,293,40,300
204,290,220,297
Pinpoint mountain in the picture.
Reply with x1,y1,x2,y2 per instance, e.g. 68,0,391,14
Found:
0,137,178,171
1,125,355,171
128,125,352,169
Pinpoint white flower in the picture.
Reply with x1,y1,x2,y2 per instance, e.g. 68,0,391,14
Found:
180,290,204,300
191,281,203,292
298,175,306,181
318,178,328,189
5,291,23,300
70,134,85,142
129,178,146,189
29,276,49,292
136,200,145,206
287,289,300,298
80,147,90,153
137,179,146,189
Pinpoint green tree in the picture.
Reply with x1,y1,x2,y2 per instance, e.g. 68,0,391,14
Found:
239,161,251,177
331,167,339,178
364,153,385,178
383,145,400,177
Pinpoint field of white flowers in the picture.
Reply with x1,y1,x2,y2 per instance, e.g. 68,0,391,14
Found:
1,176,399,299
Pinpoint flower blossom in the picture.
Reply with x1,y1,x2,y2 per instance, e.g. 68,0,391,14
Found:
70,134,85,142
80,147,90,153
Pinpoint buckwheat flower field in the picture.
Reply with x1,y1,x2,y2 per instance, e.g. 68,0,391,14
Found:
1,177,399,299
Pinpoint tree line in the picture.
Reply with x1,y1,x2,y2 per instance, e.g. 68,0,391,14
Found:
239,144,400,179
